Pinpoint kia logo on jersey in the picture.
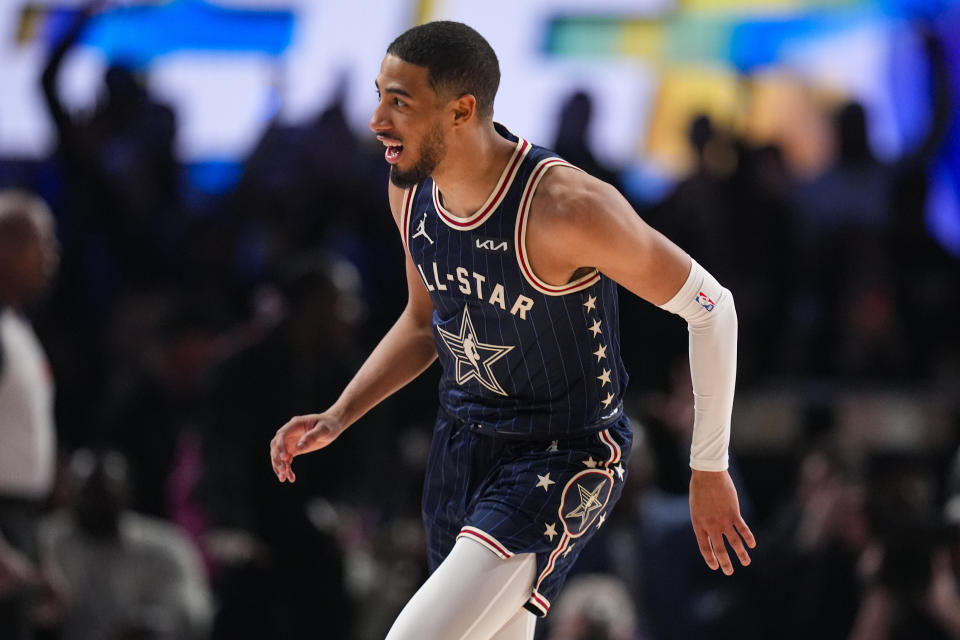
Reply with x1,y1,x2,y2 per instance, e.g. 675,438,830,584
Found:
475,237,510,253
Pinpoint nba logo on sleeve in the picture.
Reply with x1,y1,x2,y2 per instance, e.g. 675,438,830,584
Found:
695,291,715,312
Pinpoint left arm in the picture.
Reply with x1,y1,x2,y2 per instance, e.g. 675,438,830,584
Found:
526,167,756,574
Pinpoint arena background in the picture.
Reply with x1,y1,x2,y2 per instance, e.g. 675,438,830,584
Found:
1,1,959,639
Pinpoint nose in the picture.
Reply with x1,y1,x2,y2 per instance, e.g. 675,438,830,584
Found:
369,101,391,133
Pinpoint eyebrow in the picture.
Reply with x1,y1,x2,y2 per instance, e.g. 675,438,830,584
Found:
374,79,412,98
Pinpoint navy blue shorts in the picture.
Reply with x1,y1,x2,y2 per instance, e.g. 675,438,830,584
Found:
421,413,632,617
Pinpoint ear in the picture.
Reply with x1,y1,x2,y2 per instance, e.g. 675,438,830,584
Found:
450,93,477,128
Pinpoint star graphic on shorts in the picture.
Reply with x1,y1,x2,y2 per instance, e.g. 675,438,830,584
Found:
601,392,615,408
546,440,559,453
614,464,625,480
565,482,605,530
536,473,555,491
437,306,514,396
593,344,607,362
562,542,576,558
597,368,611,387
588,319,602,337
583,295,597,312
544,522,558,542
582,456,598,468
596,513,606,529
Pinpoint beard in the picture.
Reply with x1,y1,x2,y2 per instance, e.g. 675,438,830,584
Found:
389,122,446,189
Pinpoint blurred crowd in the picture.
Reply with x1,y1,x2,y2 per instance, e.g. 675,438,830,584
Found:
1,5,959,640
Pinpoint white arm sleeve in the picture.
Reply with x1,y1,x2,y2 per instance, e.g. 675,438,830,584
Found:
657,258,738,471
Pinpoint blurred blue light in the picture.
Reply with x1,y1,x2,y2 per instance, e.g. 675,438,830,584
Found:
47,0,294,67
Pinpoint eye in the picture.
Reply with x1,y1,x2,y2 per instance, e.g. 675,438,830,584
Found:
393,97,406,108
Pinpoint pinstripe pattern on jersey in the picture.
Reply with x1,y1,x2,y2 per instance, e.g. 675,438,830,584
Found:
403,123,629,440
526,426,620,615
422,416,632,619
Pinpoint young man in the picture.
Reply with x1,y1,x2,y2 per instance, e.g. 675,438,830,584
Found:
270,21,755,639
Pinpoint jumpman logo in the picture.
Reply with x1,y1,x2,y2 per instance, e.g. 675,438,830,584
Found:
413,213,433,245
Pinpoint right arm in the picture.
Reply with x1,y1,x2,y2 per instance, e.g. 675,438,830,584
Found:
41,1,101,144
270,181,437,482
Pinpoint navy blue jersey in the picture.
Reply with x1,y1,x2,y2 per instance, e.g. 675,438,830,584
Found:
401,124,629,439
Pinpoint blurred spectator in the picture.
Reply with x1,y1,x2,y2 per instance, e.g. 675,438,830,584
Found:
39,1,182,444
755,447,869,639
652,114,737,275
41,2,180,276
0,189,62,640
100,294,230,519
789,26,955,379
40,449,212,640
847,453,960,640
546,574,637,640
200,253,363,639
552,91,622,189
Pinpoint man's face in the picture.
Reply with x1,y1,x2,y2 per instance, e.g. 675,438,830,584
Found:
370,54,449,188
0,211,58,302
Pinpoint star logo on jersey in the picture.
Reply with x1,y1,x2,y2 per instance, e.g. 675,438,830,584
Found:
558,470,613,537
544,522,558,542
566,483,605,530
535,473,555,491
437,306,515,396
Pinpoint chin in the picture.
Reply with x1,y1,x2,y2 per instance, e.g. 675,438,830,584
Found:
390,165,425,189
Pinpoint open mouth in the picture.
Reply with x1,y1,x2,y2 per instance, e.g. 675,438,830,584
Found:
385,144,403,164
378,135,404,164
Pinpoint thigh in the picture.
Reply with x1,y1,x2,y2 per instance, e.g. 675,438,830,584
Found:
489,608,537,640
385,537,536,640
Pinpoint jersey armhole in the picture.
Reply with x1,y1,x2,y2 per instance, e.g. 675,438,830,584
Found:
514,159,602,297
400,184,418,256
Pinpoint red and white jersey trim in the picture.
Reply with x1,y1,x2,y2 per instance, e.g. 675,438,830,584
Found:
457,526,515,560
599,428,621,465
400,184,418,255
533,531,570,603
515,157,601,296
526,590,551,616
433,137,531,231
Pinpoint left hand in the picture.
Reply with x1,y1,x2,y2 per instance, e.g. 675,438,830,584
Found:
689,468,756,575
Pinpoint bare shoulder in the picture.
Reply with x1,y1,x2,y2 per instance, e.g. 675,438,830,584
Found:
530,165,622,232
527,162,690,304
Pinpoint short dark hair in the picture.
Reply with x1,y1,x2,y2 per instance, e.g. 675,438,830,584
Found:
387,21,500,118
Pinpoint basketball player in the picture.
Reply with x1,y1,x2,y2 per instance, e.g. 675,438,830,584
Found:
270,21,754,639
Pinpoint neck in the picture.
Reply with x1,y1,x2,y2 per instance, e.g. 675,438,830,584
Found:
431,121,515,218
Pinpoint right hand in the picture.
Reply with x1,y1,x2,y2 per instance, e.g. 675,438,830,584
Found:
269,413,344,483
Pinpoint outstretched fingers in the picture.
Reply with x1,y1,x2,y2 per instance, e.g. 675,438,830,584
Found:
695,529,720,572
735,517,757,550
696,521,756,575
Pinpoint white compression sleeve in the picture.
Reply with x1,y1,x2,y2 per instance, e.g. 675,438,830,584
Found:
385,537,537,640
657,258,738,471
